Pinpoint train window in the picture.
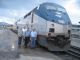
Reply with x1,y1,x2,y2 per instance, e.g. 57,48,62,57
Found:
49,28,54,32
46,5,56,10
57,7,66,12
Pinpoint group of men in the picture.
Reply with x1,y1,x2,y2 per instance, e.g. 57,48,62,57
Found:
18,27,37,48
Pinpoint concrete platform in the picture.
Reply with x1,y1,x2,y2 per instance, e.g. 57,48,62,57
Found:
0,29,62,60
17,55,55,60
17,48,62,60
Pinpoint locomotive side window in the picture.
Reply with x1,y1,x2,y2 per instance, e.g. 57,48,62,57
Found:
49,28,54,32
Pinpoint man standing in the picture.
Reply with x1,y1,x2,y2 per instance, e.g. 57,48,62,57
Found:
18,27,23,47
30,29,37,48
24,28,31,48
22,27,27,47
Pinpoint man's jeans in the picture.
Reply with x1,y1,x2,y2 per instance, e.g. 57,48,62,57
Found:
31,37,36,48
24,37,30,47
18,36,22,47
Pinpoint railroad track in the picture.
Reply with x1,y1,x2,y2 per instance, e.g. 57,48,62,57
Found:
66,46,80,58
48,46,80,60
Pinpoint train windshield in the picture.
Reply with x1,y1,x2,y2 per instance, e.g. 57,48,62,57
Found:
34,3,71,25
45,5,71,25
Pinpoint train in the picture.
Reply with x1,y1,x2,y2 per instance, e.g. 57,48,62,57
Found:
17,2,72,51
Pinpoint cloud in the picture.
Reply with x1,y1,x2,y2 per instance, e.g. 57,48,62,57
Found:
0,0,80,24
0,16,15,24
64,0,80,24
76,0,80,9
0,8,30,24
0,8,30,21
7,9,29,18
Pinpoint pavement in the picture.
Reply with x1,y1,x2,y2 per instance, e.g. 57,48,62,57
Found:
0,29,62,60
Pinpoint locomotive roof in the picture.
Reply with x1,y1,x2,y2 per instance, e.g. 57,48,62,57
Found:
24,2,65,19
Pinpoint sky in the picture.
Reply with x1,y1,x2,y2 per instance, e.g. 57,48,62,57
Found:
0,0,80,24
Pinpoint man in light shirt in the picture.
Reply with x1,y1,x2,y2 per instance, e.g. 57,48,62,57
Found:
30,29,37,48
22,27,27,47
22,27,27,39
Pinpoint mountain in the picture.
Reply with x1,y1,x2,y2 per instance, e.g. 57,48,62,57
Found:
0,22,12,26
